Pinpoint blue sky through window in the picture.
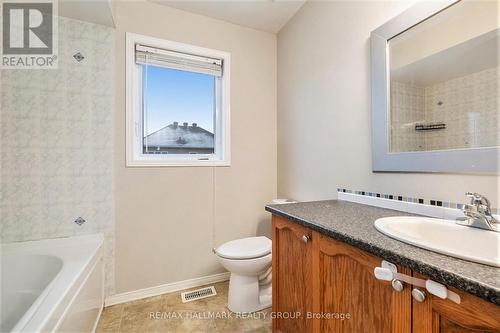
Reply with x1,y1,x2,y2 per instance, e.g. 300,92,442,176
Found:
143,65,215,135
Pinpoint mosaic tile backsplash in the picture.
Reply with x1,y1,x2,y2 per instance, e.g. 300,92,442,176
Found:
336,188,500,215
391,66,499,152
0,17,115,294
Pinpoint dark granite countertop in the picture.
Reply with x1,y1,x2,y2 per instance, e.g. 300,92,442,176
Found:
265,200,500,305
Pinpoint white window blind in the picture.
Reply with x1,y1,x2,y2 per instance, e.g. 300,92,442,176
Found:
135,44,223,77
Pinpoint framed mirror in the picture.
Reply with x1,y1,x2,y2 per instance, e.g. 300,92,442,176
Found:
371,0,499,173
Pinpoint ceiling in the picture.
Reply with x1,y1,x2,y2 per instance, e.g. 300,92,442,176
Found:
59,0,115,27
150,0,306,33
391,29,499,86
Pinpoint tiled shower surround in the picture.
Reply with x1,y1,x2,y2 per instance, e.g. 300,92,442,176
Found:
391,66,499,152
0,18,115,294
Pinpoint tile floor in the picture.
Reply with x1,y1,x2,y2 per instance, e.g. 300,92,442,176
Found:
96,281,272,333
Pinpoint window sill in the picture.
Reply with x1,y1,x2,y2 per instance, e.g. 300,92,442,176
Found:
125,159,231,167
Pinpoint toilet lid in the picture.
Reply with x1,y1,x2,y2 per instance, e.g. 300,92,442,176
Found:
215,236,271,259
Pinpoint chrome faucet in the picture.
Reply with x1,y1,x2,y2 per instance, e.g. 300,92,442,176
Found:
456,192,499,232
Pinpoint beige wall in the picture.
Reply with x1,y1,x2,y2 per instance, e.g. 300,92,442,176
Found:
114,1,276,294
277,1,499,206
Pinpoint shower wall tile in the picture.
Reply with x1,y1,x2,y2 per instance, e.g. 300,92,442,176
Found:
423,67,499,150
391,66,499,152
390,81,425,152
0,17,115,294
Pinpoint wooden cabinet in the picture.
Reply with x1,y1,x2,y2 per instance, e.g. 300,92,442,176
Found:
272,215,313,333
272,215,500,333
412,273,500,333
312,231,411,333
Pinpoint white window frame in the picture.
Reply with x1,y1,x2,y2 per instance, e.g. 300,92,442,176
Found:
126,32,231,167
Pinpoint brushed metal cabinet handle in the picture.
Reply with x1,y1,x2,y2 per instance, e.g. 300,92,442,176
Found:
392,279,404,292
412,288,426,302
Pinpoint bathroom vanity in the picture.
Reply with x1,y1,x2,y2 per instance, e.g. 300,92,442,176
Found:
266,200,500,333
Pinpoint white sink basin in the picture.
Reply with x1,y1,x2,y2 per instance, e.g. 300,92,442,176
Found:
374,216,500,267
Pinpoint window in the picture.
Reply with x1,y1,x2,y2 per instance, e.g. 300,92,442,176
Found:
126,33,230,166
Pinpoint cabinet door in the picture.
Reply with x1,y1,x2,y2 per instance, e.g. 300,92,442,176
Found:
272,215,313,333
412,273,500,333
312,231,412,333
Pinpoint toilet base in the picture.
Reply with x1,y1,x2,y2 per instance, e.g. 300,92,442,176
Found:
227,273,272,313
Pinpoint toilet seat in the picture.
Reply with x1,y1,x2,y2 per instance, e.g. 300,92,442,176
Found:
215,236,271,260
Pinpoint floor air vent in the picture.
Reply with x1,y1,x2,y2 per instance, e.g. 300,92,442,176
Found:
181,286,217,303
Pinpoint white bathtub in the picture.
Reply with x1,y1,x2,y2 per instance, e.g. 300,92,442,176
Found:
1,234,104,333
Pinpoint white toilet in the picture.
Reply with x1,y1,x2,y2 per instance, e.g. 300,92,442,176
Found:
214,236,272,313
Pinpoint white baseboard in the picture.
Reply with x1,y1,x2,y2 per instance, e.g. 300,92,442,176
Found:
105,272,230,306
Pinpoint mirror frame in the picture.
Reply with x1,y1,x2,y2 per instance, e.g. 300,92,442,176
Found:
371,0,499,174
